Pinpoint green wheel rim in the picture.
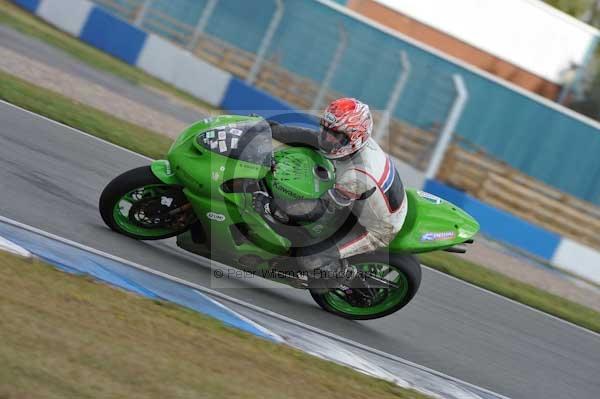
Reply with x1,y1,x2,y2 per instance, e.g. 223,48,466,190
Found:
112,184,181,238
322,262,409,317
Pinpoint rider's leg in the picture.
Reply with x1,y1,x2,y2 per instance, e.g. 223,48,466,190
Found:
296,223,369,291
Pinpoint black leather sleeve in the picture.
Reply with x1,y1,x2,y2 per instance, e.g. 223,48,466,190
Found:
270,123,320,150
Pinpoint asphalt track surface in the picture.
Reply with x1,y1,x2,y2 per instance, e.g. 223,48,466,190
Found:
2,102,600,398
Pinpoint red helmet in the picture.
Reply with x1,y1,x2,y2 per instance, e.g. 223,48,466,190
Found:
319,98,373,159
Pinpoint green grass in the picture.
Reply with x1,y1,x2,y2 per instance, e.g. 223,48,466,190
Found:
1,62,599,334
0,69,173,159
419,252,600,333
0,0,217,112
0,252,431,399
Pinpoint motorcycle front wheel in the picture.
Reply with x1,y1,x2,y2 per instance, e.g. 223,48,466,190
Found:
310,252,421,320
99,166,194,240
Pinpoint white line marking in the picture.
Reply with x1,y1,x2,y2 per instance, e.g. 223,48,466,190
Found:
0,214,509,398
192,289,283,343
0,235,32,258
2,99,599,339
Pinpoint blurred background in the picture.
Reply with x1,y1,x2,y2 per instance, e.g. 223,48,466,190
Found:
78,0,600,255
2,2,600,397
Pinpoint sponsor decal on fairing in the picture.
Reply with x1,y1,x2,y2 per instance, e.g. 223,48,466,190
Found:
420,231,456,242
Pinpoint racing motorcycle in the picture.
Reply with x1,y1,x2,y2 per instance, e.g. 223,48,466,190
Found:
99,115,479,320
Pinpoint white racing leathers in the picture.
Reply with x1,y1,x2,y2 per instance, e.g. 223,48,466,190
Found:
330,138,408,259
269,123,407,262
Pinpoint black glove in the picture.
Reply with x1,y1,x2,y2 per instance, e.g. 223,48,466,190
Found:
252,191,289,224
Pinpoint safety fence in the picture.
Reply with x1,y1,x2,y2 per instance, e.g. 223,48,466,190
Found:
88,0,600,208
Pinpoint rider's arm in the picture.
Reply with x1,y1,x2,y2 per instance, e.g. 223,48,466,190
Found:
328,169,376,208
333,169,389,258
269,122,319,149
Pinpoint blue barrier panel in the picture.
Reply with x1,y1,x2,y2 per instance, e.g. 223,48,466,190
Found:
12,0,40,12
220,77,318,127
79,7,147,65
424,180,561,260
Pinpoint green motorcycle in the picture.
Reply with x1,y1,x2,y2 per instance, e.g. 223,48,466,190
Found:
99,115,479,320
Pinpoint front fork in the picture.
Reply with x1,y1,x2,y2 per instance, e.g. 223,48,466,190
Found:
150,160,184,186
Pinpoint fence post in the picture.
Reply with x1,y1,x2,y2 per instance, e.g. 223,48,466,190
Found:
312,23,348,111
133,0,152,27
188,0,219,50
425,74,468,180
246,0,285,85
373,51,411,142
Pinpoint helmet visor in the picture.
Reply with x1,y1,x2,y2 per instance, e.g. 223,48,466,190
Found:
318,126,349,155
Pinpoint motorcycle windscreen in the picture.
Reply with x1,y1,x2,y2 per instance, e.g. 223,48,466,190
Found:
195,118,272,167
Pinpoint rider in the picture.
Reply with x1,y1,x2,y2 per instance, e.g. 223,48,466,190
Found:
253,98,408,286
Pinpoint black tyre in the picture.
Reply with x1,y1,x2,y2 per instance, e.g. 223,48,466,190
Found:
310,252,422,320
99,166,193,240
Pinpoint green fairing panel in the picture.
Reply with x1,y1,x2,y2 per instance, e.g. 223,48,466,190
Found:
266,147,335,200
388,189,479,253
167,115,271,199
150,159,183,186
165,115,291,258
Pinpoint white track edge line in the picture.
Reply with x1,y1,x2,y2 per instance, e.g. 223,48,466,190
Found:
192,289,283,342
0,214,509,398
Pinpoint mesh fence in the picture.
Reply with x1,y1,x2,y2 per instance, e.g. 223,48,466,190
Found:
91,0,600,205
93,0,461,172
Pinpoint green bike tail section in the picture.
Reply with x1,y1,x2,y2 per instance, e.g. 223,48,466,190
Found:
388,189,479,253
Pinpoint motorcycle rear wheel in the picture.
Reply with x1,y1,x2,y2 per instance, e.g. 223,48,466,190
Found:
310,252,421,320
99,166,193,240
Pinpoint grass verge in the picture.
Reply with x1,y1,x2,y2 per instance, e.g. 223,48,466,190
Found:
0,251,430,399
0,0,217,112
1,67,599,334
419,252,600,333
0,69,173,159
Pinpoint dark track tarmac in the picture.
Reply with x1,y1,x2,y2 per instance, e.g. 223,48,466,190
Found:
1,102,599,399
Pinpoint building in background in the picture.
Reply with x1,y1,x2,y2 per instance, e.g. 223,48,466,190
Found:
346,0,599,101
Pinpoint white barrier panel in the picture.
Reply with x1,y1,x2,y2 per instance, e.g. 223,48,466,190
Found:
137,34,230,107
172,51,230,106
375,0,599,83
37,0,93,37
552,238,600,284
137,35,180,85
